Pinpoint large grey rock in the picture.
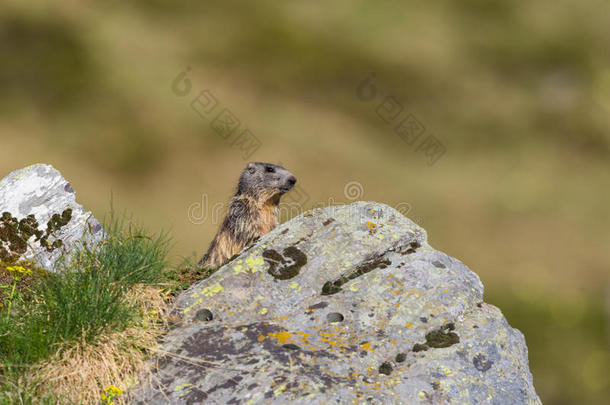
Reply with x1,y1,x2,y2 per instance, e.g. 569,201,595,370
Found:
0,164,103,270
132,202,540,404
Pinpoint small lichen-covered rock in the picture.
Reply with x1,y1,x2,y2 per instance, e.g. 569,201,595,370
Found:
0,164,103,270
131,202,541,404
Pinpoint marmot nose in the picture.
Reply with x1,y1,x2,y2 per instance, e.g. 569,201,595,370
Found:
287,176,297,188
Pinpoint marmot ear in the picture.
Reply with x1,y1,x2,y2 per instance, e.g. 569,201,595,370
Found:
246,162,256,174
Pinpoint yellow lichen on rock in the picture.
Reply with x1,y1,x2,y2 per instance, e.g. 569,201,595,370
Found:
267,331,291,344
245,253,265,273
191,283,224,299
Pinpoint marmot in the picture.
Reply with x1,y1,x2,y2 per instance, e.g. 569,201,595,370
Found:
198,162,297,268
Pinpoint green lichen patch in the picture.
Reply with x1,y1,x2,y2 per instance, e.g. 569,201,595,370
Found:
427,323,458,348
412,343,428,352
0,209,72,263
412,323,460,352
402,241,421,255
321,281,342,295
321,256,391,296
46,208,72,234
379,362,393,375
263,246,307,280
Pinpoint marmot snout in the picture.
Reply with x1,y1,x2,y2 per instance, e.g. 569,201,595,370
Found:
198,162,296,269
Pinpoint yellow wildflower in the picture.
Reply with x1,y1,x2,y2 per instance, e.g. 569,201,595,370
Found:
104,385,123,396
6,266,32,276
101,385,122,404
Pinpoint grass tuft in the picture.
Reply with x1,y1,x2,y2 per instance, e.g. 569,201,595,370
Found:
29,285,169,404
0,216,172,403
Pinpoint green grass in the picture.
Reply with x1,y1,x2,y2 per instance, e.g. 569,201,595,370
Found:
163,255,217,294
0,217,171,402
0,375,59,405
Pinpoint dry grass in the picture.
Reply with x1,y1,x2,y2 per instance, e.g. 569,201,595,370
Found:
25,285,170,404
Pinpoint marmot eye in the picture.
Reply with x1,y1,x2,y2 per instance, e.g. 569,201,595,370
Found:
265,166,275,173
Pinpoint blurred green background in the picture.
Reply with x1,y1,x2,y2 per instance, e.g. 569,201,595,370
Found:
1,1,608,403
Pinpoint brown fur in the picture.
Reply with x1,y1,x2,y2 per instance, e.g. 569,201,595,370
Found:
198,163,296,269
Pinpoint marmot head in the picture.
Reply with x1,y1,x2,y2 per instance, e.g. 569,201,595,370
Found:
237,162,297,201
